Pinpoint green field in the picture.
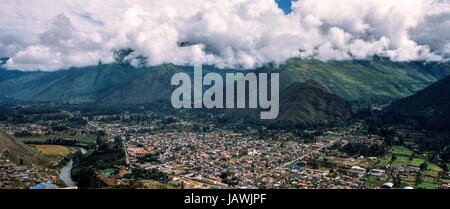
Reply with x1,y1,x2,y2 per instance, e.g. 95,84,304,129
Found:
392,156,410,166
404,141,416,146
389,146,413,156
17,135,96,143
416,181,437,189
35,145,69,155
402,175,416,183
428,163,443,172
279,58,450,102
379,154,392,164
411,158,425,167
364,175,386,188
322,135,339,141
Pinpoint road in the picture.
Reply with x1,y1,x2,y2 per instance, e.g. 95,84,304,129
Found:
123,141,130,165
280,137,341,168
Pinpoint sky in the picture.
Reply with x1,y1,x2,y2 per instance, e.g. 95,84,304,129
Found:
276,0,295,14
0,0,449,71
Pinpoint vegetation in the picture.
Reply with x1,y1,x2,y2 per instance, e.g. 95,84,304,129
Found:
388,74,450,131
34,145,69,155
275,81,352,126
341,142,386,157
71,135,125,188
0,130,50,167
123,168,169,183
1,57,449,105
278,57,450,102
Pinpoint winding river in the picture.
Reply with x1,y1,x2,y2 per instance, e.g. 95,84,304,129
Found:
59,147,87,187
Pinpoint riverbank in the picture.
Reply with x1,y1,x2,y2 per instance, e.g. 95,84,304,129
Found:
59,147,87,187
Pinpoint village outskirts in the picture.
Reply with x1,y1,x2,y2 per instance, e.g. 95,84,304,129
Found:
184,193,267,207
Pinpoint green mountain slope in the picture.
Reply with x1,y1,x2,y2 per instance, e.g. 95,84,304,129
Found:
388,75,450,130
0,68,32,82
278,57,450,102
0,130,50,167
0,57,449,104
275,81,352,126
96,64,183,105
0,64,147,102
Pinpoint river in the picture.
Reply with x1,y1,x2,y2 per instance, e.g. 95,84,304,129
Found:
59,147,87,187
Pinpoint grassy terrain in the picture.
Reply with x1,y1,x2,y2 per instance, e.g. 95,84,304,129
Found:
323,135,340,141
277,58,450,102
364,175,386,188
109,180,177,189
392,156,410,166
389,146,413,156
428,163,443,172
379,146,414,166
2,58,450,104
17,135,96,149
0,130,50,167
34,145,69,155
411,158,426,167
379,154,392,164
17,135,96,142
375,145,446,189
416,181,437,189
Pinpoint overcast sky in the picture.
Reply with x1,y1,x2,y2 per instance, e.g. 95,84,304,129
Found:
1,0,449,71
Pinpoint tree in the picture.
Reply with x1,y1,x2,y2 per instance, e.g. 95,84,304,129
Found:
415,174,423,186
179,181,185,189
391,154,397,163
420,162,428,171
443,164,448,172
394,175,401,187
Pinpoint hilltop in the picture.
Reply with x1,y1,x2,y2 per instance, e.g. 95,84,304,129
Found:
275,81,352,126
0,130,50,167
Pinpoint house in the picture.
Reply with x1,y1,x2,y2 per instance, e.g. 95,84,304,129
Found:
369,169,385,177
382,182,393,188
32,183,58,189
350,166,366,174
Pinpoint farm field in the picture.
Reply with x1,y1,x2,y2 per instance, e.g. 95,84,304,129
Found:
389,146,413,156
379,154,392,164
392,156,409,165
411,158,425,167
416,181,437,189
322,135,339,141
17,135,96,143
17,135,96,148
34,145,69,155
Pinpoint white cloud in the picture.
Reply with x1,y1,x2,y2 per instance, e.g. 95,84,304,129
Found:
0,0,449,71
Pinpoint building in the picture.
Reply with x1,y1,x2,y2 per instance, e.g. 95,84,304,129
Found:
382,182,393,188
350,166,366,174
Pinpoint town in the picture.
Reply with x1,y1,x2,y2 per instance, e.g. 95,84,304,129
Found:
0,104,449,189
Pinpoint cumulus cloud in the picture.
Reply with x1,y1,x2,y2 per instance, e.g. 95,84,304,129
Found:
0,0,449,71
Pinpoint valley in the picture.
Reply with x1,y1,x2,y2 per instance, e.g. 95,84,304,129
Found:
0,101,449,189
1,57,449,105
1,57,449,189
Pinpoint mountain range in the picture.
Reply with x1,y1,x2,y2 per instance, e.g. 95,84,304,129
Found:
388,74,450,131
1,57,449,125
1,57,449,104
277,57,450,102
